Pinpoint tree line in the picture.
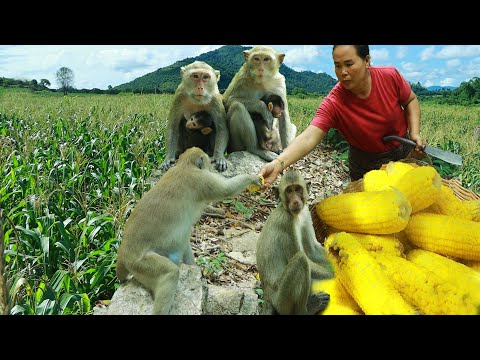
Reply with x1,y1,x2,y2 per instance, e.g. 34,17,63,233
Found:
1,65,480,106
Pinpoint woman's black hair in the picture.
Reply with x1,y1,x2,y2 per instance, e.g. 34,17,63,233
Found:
332,45,370,59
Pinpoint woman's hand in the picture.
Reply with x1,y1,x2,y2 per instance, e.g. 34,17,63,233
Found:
410,133,424,154
259,159,283,188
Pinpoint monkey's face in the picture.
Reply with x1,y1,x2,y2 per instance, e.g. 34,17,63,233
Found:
271,105,283,118
267,140,281,154
284,184,305,215
181,62,220,105
245,49,281,84
184,70,216,104
186,116,202,130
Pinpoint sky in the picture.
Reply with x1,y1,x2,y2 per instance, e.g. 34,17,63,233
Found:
1,45,479,90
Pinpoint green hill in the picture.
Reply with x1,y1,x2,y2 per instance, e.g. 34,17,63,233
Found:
113,45,338,94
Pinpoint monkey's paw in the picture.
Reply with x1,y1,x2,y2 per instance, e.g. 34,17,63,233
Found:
307,292,330,315
247,175,265,192
160,158,176,171
213,157,228,172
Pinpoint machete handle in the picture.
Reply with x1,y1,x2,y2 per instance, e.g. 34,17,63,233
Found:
382,135,425,151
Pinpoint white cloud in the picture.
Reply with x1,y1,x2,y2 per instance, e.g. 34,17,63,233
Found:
420,46,436,61
423,80,434,87
435,45,480,59
371,48,389,62
284,46,320,65
197,45,223,55
446,59,461,68
440,78,456,87
400,61,423,73
396,46,408,59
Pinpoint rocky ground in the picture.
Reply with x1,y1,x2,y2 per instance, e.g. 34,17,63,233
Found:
94,143,352,314
188,143,350,292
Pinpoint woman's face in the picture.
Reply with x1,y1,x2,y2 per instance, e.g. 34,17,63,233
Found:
333,45,370,92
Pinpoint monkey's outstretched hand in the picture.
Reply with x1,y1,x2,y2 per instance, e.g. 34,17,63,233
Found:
246,175,265,192
259,161,282,187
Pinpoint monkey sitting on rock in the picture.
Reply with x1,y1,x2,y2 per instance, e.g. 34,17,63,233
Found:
116,147,264,315
160,61,228,172
223,45,297,161
256,170,334,315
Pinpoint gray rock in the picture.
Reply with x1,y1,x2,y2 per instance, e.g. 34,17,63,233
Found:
98,264,205,315
204,285,259,315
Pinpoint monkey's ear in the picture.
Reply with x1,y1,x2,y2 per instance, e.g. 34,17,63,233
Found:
243,50,250,62
272,185,280,201
195,155,205,169
306,181,311,195
278,53,285,64
215,70,220,83
268,102,273,112
180,66,187,75
201,127,213,135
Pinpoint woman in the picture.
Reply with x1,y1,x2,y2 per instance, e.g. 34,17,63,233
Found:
259,45,424,186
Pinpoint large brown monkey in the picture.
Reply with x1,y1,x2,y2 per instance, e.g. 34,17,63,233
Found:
256,170,334,315
251,93,284,154
223,45,297,161
160,61,228,172
116,147,263,314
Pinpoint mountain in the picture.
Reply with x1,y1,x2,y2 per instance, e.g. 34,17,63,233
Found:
113,45,337,94
427,86,457,91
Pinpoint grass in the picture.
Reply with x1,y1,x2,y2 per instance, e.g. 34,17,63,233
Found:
0,89,478,314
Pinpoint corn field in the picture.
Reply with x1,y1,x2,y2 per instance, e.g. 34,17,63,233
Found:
0,89,478,314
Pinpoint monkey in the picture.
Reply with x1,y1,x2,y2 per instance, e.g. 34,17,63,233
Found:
160,61,228,172
256,170,334,315
116,147,263,315
177,111,216,157
251,93,284,154
222,45,297,162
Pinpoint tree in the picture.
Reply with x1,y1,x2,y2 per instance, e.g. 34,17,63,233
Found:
56,67,74,95
40,79,51,88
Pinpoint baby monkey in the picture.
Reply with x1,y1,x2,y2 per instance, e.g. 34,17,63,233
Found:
250,93,284,154
177,111,216,158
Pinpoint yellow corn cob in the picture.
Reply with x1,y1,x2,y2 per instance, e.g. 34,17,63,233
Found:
404,212,480,261
406,249,480,301
316,188,412,235
462,260,480,273
326,232,417,315
392,165,441,213
363,169,391,192
419,204,440,214
375,253,480,315
311,278,363,315
246,175,264,192
429,184,472,220
347,232,404,257
463,200,480,222
392,230,414,253
385,161,415,184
